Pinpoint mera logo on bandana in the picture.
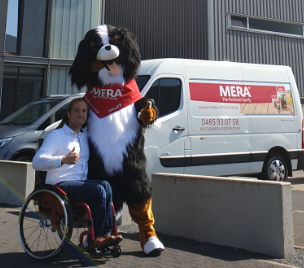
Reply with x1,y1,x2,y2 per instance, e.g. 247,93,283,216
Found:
90,87,122,98
84,79,142,119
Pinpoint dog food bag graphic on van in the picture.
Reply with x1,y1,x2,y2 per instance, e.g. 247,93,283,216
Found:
189,82,294,133
271,95,277,108
276,86,288,111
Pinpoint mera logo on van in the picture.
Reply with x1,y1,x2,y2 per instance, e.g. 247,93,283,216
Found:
219,85,251,98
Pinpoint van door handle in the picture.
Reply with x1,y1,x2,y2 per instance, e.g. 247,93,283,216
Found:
173,126,185,131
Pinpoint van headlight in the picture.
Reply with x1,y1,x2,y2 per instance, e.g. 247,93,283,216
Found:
0,137,13,148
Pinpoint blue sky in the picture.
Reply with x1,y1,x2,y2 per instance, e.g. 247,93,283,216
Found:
6,0,18,37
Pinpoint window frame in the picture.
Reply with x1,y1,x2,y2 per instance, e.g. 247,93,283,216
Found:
0,64,45,120
228,12,304,39
4,0,50,57
144,77,183,119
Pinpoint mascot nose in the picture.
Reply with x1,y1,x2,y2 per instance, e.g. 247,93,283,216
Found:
97,44,119,61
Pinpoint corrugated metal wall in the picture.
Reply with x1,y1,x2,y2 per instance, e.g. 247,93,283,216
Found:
214,0,304,95
104,0,208,60
50,0,102,59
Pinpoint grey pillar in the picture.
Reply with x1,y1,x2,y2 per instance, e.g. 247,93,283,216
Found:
0,0,9,115
207,0,214,61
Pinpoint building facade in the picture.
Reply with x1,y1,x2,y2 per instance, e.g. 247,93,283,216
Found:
105,0,304,96
0,0,104,120
1,0,304,120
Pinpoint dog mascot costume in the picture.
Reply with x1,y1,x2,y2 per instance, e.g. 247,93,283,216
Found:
69,24,164,256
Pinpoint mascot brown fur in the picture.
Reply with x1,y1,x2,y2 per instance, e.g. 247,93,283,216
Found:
69,24,164,256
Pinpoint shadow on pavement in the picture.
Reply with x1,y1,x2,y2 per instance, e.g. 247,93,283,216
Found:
120,233,272,262
0,242,118,268
289,177,304,185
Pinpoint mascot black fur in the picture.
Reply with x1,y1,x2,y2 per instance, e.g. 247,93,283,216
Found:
69,24,164,256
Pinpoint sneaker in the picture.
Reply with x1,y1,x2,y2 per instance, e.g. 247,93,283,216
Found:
95,235,114,250
109,235,123,246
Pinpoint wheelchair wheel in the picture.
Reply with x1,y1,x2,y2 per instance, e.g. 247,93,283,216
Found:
18,188,73,260
69,204,90,247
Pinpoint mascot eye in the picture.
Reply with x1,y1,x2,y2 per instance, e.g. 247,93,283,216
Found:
90,48,99,54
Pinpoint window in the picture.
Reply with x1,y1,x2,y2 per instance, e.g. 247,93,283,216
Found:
0,66,44,120
231,15,247,28
1,97,63,125
5,0,19,53
145,79,181,118
37,117,51,130
229,14,304,37
135,75,151,92
4,0,48,57
55,103,68,122
249,18,303,35
20,0,48,57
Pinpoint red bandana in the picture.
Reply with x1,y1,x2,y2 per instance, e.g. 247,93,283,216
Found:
84,79,142,119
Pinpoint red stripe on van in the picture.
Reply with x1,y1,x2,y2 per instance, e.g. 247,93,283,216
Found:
189,82,279,103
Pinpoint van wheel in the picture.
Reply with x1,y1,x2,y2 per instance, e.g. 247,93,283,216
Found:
259,154,288,181
14,155,33,162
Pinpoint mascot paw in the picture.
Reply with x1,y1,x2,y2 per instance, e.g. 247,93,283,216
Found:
138,101,156,126
143,236,164,256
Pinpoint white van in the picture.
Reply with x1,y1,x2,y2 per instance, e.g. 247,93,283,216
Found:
138,58,304,181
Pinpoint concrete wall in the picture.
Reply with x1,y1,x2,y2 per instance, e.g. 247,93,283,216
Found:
0,160,35,207
152,173,294,258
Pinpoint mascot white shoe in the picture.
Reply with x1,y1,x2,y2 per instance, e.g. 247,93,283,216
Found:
69,24,164,256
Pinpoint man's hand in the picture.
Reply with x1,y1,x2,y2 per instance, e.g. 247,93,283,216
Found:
61,147,79,165
138,101,156,126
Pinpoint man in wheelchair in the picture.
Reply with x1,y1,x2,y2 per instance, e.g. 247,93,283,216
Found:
32,97,122,252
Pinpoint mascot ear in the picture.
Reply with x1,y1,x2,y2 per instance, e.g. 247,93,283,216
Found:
69,37,97,90
114,27,141,82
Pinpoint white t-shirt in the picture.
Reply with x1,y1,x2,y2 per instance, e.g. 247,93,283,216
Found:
32,124,89,185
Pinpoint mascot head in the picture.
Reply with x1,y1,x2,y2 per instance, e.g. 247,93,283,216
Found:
69,24,141,89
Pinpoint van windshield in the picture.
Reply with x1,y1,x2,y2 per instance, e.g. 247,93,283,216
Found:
1,97,66,125
135,75,150,92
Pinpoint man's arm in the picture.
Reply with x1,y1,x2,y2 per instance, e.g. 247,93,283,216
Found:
32,131,63,171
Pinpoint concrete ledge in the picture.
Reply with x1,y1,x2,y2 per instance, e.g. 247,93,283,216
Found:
152,173,294,258
0,160,35,207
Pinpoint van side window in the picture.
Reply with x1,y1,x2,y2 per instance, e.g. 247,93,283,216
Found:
145,78,181,117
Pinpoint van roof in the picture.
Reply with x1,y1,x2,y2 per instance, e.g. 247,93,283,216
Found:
139,59,291,83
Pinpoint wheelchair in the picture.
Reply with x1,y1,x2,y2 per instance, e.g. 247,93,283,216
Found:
18,171,121,264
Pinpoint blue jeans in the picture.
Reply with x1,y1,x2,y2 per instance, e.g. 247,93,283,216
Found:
56,180,113,238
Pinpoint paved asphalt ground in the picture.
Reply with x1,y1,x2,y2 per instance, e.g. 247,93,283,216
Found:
1,172,304,268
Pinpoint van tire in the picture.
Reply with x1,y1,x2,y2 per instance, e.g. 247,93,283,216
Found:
258,154,288,181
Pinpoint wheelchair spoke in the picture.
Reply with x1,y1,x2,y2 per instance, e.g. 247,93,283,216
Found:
24,225,40,241
28,229,42,250
42,227,49,251
22,225,39,231
36,229,42,253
